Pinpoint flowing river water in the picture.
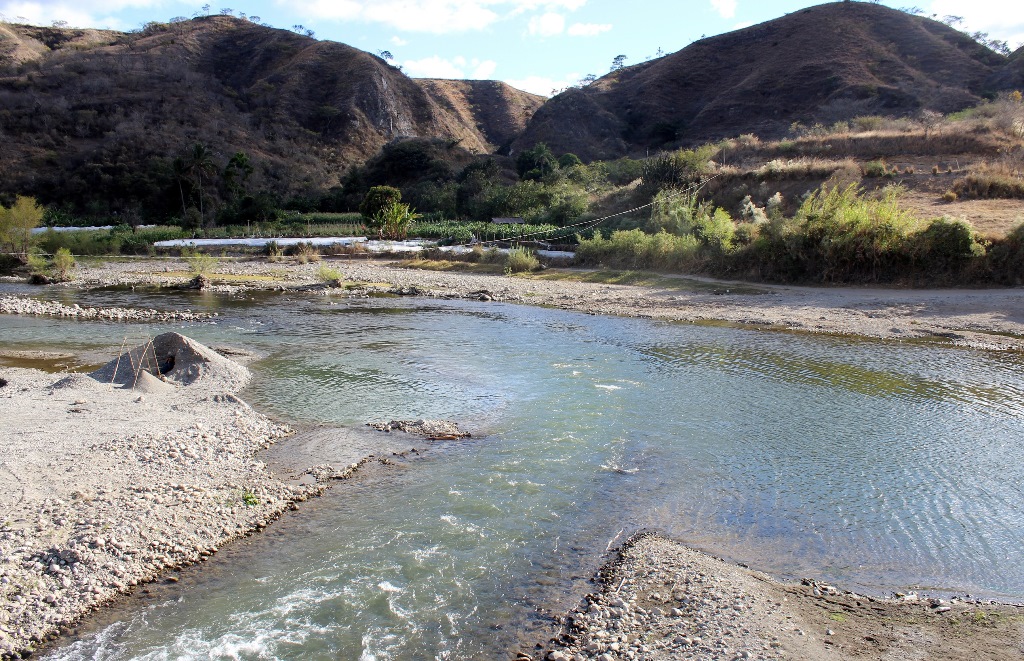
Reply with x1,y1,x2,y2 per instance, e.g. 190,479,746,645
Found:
2,286,1024,659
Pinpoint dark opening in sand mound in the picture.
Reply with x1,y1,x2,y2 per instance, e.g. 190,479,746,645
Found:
90,332,250,392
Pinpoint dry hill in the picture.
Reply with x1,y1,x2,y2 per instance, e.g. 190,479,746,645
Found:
0,16,542,215
515,2,1011,160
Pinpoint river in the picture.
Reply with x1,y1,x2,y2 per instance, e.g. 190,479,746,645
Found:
2,287,1022,659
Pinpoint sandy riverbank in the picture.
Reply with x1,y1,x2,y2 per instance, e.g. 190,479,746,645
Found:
534,533,1024,661
0,327,478,659
0,334,340,658
4,260,1024,658
6,256,1024,350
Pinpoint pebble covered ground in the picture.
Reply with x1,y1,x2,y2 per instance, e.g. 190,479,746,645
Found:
4,259,1024,659
0,340,325,659
0,295,213,322
5,256,1023,349
534,534,1024,661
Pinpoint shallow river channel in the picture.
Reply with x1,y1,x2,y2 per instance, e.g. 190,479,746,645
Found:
2,287,1024,659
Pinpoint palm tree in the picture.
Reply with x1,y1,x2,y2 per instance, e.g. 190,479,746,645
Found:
171,157,189,219
188,143,217,225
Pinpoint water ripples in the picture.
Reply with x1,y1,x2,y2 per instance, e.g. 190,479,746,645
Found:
6,293,1022,659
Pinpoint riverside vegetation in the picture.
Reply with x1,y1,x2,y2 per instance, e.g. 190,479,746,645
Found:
3,93,1023,286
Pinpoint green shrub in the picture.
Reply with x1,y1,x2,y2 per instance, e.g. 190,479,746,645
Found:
504,247,540,273
910,217,985,272
359,186,402,220
184,250,219,276
26,251,49,278
0,196,43,254
264,241,283,261
372,201,421,240
575,229,700,271
316,264,343,285
862,160,892,178
640,145,716,193
52,247,75,281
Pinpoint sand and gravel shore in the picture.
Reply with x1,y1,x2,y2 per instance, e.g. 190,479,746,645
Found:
534,534,1024,661
0,334,328,658
5,256,1024,349
3,257,1024,659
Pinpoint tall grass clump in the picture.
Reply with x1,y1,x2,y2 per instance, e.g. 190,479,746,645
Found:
952,165,1024,199
575,230,700,271
504,247,540,274
793,184,920,281
289,242,321,263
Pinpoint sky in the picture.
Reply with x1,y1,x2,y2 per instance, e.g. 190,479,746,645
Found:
1,0,1021,96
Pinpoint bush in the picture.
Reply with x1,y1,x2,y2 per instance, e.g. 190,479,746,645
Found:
575,229,700,271
52,247,75,281
359,186,402,220
862,160,891,178
184,250,219,275
640,145,716,194
264,241,283,261
316,264,343,285
504,247,540,273
291,242,321,263
372,201,421,240
909,217,985,273
952,169,1024,199
0,196,43,254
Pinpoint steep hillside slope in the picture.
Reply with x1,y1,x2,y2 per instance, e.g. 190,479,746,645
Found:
0,17,538,214
988,46,1024,90
516,2,1008,160
417,78,545,152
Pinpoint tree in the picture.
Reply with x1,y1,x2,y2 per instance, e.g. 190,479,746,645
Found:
558,153,583,169
172,157,190,218
378,50,393,61
0,196,44,255
516,142,558,181
359,186,402,220
223,151,253,197
187,143,217,225
610,54,627,71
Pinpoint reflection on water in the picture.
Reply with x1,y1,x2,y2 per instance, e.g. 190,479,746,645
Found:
2,287,1023,659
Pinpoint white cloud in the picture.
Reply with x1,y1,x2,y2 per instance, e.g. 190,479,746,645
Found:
472,59,497,78
528,11,564,36
390,35,408,46
710,0,736,19
277,0,590,34
0,0,182,28
403,54,498,79
504,73,579,96
926,0,1024,49
567,22,610,36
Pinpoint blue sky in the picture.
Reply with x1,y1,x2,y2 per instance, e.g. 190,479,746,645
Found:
1,0,1021,95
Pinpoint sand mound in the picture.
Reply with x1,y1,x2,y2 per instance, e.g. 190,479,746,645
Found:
91,332,250,392
49,373,109,392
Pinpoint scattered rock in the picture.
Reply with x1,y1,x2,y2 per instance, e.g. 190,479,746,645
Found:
367,419,471,439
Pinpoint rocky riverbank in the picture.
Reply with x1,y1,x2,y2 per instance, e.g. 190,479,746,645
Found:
0,334,317,658
5,256,1024,350
534,533,1024,661
0,295,214,322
